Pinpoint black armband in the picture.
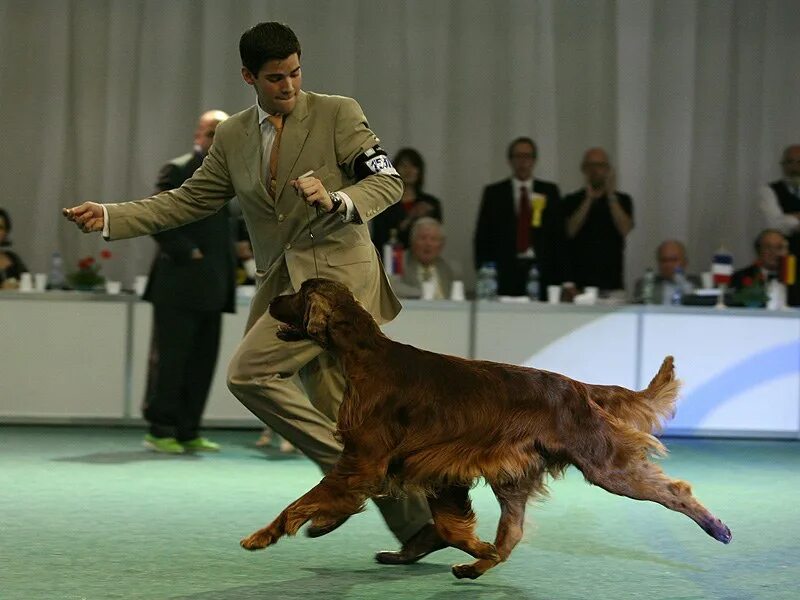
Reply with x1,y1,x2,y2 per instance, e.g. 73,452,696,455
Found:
353,146,399,181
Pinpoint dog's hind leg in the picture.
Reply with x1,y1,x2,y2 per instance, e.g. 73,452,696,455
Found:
581,457,732,544
451,471,544,580
428,484,500,564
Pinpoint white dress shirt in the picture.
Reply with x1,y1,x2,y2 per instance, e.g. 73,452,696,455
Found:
759,182,800,236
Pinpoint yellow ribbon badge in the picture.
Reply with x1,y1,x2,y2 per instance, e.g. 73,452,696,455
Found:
531,193,547,227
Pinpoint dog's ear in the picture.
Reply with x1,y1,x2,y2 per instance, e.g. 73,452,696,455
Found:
304,291,331,346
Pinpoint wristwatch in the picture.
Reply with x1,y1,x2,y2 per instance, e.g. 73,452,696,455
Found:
328,191,344,214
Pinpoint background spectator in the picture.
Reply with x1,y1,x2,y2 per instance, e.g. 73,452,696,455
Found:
474,137,566,298
0,208,28,290
393,217,459,299
564,148,634,293
759,144,800,305
371,148,442,251
632,240,701,303
730,229,797,307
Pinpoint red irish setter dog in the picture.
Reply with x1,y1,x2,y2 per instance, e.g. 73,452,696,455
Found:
241,279,731,578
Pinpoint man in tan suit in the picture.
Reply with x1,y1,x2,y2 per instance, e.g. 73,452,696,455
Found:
64,22,444,564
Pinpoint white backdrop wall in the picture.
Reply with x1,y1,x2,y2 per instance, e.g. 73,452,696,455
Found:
1,0,799,291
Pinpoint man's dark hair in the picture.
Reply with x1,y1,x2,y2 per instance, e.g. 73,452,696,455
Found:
507,137,538,161
754,228,786,253
393,148,426,191
239,22,301,76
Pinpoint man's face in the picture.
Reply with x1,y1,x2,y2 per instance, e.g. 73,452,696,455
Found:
242,53,302,115
781,146,800,179
193,118,220,155
582,149,611,190
657,243,687,280
411,226,444,266
758,232,788,271
508,142,536,181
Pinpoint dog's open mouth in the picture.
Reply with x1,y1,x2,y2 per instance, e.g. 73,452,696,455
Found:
276,323,305,340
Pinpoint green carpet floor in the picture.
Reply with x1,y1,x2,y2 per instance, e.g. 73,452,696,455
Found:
1,426,797,600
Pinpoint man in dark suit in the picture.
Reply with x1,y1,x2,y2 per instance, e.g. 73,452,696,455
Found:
142,110,236,454
474,137,567,298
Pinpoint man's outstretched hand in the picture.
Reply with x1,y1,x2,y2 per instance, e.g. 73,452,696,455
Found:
62,202,104,233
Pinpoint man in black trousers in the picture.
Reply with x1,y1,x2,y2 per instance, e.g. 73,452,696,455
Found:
142,109,236,454
474,136,567,298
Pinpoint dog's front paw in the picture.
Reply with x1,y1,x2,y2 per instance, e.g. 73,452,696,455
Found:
452,563,484,580
240,529,276,551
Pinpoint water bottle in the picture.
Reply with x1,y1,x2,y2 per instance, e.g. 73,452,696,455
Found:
526,264,540,301
383,228,399,276
641,268,656,304
485,262,498,299
475,264,489,300
49,251,65,290
670,267,686,306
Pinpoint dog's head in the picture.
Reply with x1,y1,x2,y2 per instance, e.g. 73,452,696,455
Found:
269,278,362,348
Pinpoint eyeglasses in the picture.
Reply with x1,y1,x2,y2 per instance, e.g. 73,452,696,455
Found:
583,162,610,168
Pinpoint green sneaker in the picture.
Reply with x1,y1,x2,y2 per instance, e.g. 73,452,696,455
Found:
143,434,185,454
181,437,221,452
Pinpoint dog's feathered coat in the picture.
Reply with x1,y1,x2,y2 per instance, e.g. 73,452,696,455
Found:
241,279,731,579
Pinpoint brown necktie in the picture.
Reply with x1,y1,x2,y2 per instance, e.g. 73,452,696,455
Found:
266,114,284,199
516,186,531,253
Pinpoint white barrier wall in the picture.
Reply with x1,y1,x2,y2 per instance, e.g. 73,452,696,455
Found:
2,292,798,438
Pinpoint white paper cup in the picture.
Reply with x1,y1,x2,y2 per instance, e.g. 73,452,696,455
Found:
450,280,465,301
34,273,48,292
133,275,148,296
105,280,122,295
421,280,436,301
701,271,713,289
584,286,599,300
18,272,33,292
547,285,561,304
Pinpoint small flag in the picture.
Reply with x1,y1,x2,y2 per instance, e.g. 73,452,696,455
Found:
712,250,734,286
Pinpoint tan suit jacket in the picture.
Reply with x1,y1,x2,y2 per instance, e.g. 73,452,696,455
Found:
105,91,402,325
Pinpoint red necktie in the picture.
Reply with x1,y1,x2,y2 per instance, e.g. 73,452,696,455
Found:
516,186,531,253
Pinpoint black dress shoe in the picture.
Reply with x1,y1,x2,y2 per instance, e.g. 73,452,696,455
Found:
375,523,448,565
305,514,351,538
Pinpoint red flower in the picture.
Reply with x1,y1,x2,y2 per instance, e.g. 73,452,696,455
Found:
742,276,753,287
85,257,95,266
100,249,112,259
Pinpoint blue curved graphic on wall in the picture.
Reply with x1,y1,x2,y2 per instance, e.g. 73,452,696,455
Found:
672,340,800,427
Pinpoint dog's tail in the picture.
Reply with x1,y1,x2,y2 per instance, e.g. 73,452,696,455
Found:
594,356,680,437
630,355,681,434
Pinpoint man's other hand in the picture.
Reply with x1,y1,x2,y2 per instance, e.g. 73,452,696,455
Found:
62,202,105,233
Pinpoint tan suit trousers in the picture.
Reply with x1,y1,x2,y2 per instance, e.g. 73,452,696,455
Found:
226,278,431,543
